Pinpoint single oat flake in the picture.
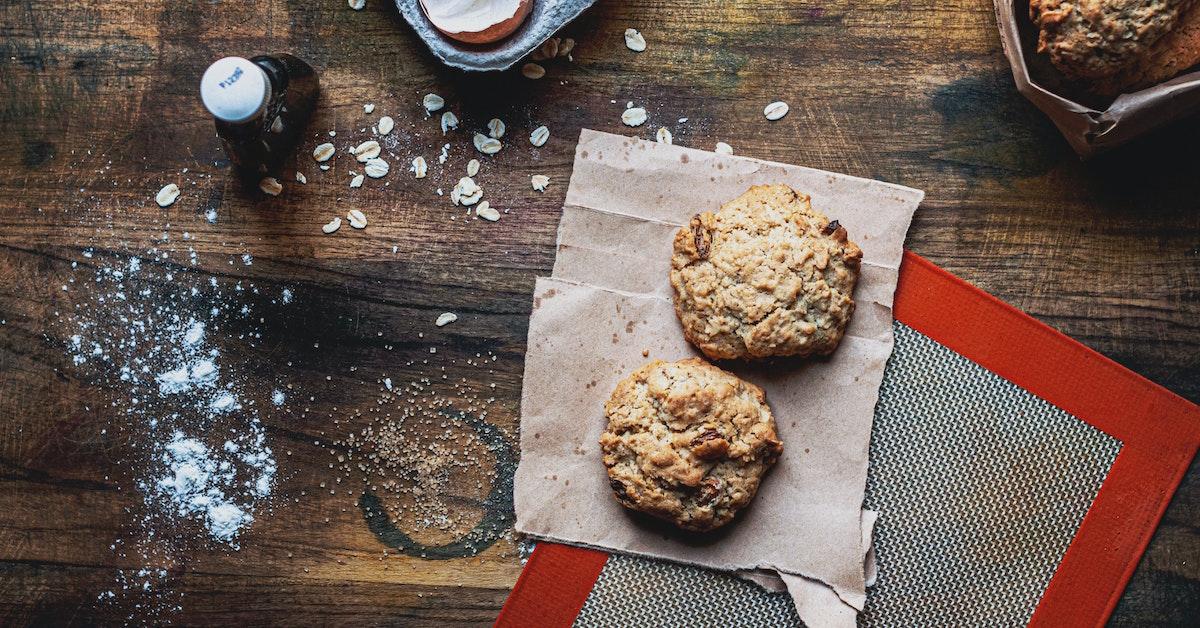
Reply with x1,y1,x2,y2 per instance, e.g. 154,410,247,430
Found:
423,93,445,113
364,158,390,178
467,159,480,177
624,28,646,52
377,116,395,136
259,177,283,196
363,103,375,114
322,217,342,234
441,111,459,134
473,133,502,155
715,141,734,155
487,118,506,139
435,312,458,327
529,125,550,147
531,174,550,191
621,107,648,127
348,0,365,10
411,156,428,178
270,116,284,134
347,209,368,229
350,174,364,188
313,143,336,162
531,38,559,61
295,171,308,184
156,183,180,207
559,38,576,57
353,140,381,162
522,63,546,80
656,127,673,144
476,204,501,222
764,101,790,121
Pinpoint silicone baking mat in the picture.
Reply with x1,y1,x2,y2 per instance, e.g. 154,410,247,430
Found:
498,253,1200,627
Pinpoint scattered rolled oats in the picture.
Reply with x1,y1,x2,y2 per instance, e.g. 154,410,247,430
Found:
347,209,368,229
155,183,180,207
624,28,646,52
322,217,342,234
295,171,307,184
364,158,390,178
348,0,365,10
531,174,550,191
350,174,364,188
656,127,673,144
259,177,283,196
270,116,284,133
529,125,550,147
435,312,458,327
764,101,790,121
476,204,501,221
559,38,576,57
353,140,382,162
313,143,336,162
451,177,483,206
363,103,375,114
466,159,480,177
377,116,394,136
423,93,445,113
715,141,734,155
621,107,648,127
411,156,428,178
522,63,546,79
473,133,502,155
487,118,506,139
440,111,458,134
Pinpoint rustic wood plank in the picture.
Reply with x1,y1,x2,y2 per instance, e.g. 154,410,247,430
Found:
0,0,1196,624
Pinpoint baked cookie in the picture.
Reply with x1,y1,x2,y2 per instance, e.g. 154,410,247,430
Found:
670,184,862,361
599,358,783,532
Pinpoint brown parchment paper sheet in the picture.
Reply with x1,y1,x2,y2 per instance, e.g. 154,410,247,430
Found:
515,130,924,612
995,0,1200,157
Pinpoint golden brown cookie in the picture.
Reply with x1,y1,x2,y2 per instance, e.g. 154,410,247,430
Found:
599,359,783,532
670,184,862,361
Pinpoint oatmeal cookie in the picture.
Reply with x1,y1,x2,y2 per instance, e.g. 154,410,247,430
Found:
670,184,862,361
599,359,783,532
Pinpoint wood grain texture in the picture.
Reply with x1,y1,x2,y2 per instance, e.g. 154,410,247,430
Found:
0,0,1196,625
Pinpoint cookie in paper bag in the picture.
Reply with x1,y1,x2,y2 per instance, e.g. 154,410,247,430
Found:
599,358,783,532
670,184,862,360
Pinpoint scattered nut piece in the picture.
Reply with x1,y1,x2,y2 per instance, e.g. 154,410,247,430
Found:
764,101,790,121
377,116,394,136
350,174,364,188
411,156,428,178
451,177,483,206
364,158,390,178
531,174,550,191
473,133,502,155
363,103,375,114
466,159,480,177
348,0,365,10
347,209,368,229
656,127,673,144
155,183,180,207
295,171,307,184
476,204,501,221
521,63,546,79
624,28,646,52
529,125,550,147
621,107,648,127
423,93,445,113
353,140,381,162
487,118,506,139
440,111,459,134
322,217,342,234
259,177,283,196
435,312,458,327
313,143,336,162
715,141,734,155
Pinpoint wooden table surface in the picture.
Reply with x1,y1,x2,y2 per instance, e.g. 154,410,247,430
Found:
1,0,1197,625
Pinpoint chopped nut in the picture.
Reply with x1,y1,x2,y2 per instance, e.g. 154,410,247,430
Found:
487,118,506,139
295,171,307,184
529,125,550,147
473,133,502,155
313,143,336,162
521,63,546,79
531,174,550,191
377,116,394,136
353,140,381,162
423,93,445,113
764,101,789,121
364,158,390,178
440,111,458,134
624,28,646,52
411,156,428,178
259,177,283,196
155,183,180,207
435,312,458,327
476,204,501,221
347,209,368,229
655,127,672,144
466,159,480,177
322,217,342,234
349,174,364,188
621,107,647,127
715,141,734,155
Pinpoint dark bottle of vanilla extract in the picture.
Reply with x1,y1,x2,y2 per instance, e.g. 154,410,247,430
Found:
200,54,319,180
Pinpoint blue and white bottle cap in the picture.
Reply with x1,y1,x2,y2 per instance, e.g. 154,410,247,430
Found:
200,57,269,123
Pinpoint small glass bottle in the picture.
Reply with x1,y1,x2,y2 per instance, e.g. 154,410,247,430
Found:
200,54,320,180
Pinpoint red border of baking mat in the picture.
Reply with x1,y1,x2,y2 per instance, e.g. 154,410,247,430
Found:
495,251,1200,628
